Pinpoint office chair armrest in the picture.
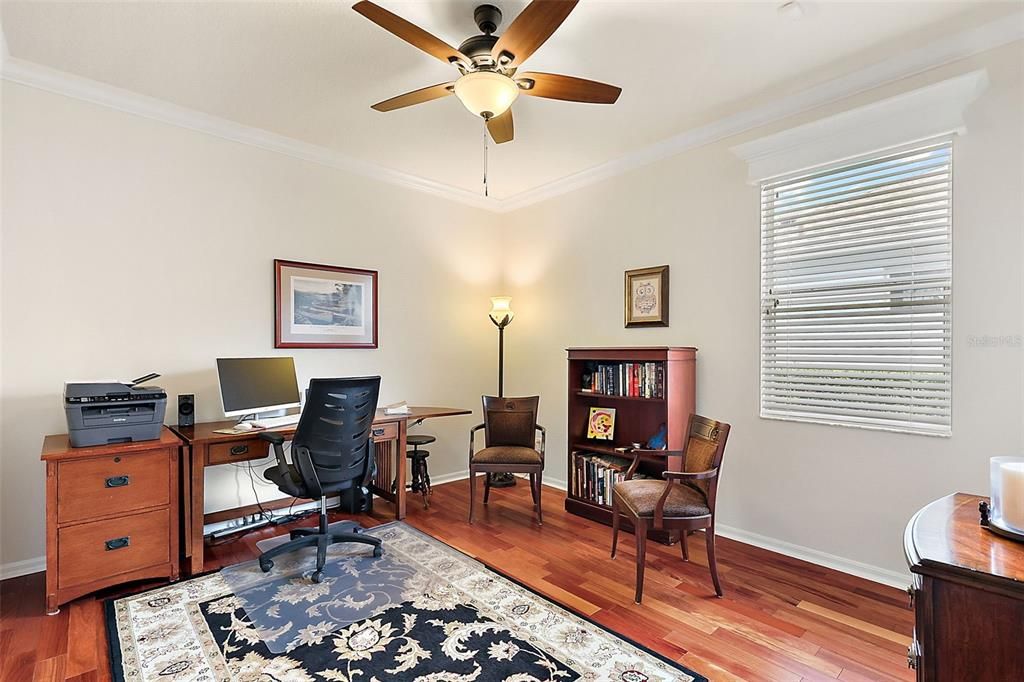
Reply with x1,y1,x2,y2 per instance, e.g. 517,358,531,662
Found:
259,431,290,473
469,423,485,460
259,432,286,446
663,468,718,481
535,424,546,458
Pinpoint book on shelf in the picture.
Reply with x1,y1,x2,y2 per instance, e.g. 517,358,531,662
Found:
583,362,665,399
571,450,649,508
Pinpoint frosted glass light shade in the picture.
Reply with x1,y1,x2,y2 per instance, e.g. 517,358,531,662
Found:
454,72,519,118
489,296,514,326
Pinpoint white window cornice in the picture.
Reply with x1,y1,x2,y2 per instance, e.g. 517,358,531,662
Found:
731,69,988,185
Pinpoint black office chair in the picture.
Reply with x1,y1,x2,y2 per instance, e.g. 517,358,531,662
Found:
257,376,383,583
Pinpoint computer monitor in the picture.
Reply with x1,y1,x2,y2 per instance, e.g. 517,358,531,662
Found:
216,357,301,418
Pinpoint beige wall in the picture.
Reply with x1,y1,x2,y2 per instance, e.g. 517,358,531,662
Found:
0,83,500,569
499,42,1024,578
2,41,1021,581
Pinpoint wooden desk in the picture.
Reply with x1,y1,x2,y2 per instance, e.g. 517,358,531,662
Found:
170,406,470,574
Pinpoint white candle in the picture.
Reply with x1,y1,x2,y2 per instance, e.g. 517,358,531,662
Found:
999,461,1024,531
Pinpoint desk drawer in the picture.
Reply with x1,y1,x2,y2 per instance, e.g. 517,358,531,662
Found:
208,439,267,465
371,422,399,442
57,508,170,589
57,450,169,524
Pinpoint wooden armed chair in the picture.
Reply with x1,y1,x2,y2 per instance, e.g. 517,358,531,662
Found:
468,395,546,525
610,414,731,603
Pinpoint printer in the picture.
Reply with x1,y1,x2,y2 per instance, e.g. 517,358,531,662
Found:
64,375,167,447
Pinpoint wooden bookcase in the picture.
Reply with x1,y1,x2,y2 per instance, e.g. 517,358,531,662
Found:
565,347,696,544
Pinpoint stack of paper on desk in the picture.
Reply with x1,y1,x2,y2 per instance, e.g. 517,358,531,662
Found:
383,401,410,415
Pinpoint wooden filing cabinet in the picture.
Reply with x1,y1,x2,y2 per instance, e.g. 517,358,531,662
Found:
41,427,180,614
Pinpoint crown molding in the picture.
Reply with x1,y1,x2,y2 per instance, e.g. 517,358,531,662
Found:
0,57,495,212
493,11,1023,212
1,11,1020,214
731,69,988,183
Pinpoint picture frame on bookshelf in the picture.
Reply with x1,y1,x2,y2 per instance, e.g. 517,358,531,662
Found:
586,406,617,440
625,265,669,328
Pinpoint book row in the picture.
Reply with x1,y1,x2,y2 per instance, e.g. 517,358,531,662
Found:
581,362,665,399
571,451,651,508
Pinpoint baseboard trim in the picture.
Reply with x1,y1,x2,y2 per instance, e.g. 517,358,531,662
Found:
0,478,907,589
716,523,910,589
424,473,908,588
428,470,570,491
430,469,470,486
0,555,46,581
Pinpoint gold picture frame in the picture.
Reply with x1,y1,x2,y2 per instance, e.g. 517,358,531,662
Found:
625,265,669,328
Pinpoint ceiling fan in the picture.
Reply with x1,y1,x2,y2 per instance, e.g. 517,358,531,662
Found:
352,0,622,144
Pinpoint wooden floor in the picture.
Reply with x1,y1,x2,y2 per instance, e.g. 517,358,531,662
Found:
0,479,914,681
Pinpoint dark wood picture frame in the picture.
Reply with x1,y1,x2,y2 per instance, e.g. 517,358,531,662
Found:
274,259,379,349
625,265,670,328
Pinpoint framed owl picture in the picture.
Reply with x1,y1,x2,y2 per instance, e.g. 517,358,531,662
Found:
624,265,669,328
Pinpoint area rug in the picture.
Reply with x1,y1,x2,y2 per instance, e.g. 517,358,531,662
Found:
106,522,706,681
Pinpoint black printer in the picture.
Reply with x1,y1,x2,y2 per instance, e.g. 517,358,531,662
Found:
64,374,167,447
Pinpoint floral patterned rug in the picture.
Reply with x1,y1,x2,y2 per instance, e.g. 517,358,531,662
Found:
106,522,706,682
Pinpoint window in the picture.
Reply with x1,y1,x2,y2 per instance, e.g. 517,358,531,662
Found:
760,138,952,436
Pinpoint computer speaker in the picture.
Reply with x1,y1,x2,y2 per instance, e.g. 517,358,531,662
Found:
178,394,195,427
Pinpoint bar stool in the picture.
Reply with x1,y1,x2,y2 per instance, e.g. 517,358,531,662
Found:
407,434,435,509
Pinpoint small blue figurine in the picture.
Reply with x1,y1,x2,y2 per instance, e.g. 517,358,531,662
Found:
646,423,667,450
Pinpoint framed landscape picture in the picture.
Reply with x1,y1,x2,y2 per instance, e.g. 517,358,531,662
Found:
625,265,669,328
274,259,378,348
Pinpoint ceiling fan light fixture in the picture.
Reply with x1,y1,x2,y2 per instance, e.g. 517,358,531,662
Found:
453,71,520,118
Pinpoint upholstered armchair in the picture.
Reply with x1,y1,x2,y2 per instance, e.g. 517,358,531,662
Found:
468,395,546,525
610,414,731,603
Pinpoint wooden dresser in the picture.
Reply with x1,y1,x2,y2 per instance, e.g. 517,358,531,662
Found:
41,428,180,614
904,492,1024,679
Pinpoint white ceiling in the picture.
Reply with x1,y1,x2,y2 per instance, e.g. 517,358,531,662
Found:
2,1,1020,200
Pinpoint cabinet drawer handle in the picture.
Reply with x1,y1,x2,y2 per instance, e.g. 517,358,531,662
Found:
372,428,385,437
230,445,249,456
105,536,130,551
105,475,130,488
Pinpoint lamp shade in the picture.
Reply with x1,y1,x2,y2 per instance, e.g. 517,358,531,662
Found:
454,72,520,118
489,296,514,326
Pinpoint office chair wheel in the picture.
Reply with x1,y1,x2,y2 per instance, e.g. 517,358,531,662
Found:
311,570,324,584
373,546,383,558
259,558,274,573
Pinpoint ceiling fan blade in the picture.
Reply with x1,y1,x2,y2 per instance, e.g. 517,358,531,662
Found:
491,0,579,69
487,109,514,144
371,82,455,112
353,1,469,67
516,72,621,104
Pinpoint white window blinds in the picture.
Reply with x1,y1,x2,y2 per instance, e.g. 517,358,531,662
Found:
760,138,952,436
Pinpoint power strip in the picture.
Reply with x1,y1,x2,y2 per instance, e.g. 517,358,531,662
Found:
208,514,269,539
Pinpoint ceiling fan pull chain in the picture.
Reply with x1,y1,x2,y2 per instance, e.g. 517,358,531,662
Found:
482,117,489,197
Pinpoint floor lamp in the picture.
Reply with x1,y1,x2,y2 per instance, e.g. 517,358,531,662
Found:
488,296,516,488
